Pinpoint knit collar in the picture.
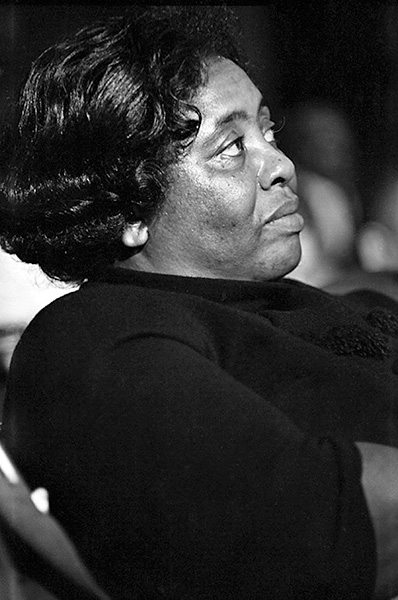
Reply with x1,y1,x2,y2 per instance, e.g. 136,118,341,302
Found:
87,267,398,362
90,266,309,305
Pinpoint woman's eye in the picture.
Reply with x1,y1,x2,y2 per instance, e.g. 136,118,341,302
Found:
221,137,245,157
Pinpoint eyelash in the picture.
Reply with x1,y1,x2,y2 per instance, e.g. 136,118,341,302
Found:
228,137,245,153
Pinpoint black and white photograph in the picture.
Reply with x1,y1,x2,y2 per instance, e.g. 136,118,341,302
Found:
1,3,398,598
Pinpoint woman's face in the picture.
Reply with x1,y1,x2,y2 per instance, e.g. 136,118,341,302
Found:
129,57,303,281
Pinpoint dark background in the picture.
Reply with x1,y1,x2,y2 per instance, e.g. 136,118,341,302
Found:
0,3,397,216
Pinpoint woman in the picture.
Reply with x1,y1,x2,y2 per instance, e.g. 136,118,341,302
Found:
1,6,398,598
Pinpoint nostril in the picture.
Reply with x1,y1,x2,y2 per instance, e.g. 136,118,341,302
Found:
272,177,285,186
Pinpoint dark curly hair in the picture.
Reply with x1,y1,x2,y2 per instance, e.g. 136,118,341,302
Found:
0,6,245,283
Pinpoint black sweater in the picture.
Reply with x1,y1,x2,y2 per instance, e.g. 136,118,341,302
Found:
5,268,398,598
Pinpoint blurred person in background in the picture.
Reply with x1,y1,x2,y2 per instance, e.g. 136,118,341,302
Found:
326,136,398,302
328,4,398,302
3,6,398,599
279,100,363,288
279,101,398,303
358,135,398,277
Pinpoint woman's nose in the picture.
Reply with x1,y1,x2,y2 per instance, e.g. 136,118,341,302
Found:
257,147,295,190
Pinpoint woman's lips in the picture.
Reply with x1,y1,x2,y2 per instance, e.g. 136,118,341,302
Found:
264,195,305,231
269,211,305,232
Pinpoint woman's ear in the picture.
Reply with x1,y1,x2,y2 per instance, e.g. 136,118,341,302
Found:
122,222,149,248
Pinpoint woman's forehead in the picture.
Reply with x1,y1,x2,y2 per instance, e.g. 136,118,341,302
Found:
194,58,264,130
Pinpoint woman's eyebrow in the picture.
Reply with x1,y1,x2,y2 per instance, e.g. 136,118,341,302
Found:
201,98,271,150
214,96,269,130
211,110,251,135
213,98,270,131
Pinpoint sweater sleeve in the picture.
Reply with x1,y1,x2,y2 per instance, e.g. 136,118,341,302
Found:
66,334,376,599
